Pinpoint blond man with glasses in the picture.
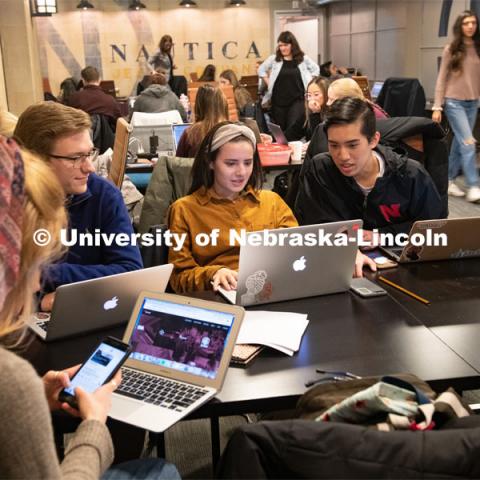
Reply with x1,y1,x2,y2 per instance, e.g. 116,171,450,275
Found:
14,102,142,312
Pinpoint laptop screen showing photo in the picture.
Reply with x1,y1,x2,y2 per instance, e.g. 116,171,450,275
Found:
129,297,235,380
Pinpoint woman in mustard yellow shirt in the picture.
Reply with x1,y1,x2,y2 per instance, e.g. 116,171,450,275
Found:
168,122,298,293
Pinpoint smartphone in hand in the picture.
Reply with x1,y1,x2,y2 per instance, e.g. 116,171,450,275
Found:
58,336,131,408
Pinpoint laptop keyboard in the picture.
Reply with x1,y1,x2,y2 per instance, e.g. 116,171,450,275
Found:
116,368,208,411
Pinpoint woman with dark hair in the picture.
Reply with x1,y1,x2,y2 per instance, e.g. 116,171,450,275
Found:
176,84,229,158
168,122,297,293
258,31,319,131
148,35,176,82
219,69,254,117
198,64,216,82
58,77,79,106
433,10,480,202
285,75,328,141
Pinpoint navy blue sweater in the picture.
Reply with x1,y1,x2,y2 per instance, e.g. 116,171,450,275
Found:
44,174,143,291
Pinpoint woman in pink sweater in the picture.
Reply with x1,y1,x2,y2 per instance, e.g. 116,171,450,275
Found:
433,10,480,203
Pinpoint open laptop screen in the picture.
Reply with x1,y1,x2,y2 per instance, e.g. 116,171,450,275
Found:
172,124,190,150
129,297,234,380
371,81,384,99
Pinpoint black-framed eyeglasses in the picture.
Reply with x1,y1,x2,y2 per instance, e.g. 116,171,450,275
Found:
49,148,99,168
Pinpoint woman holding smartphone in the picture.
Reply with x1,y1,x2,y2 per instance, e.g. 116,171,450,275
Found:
0,137,178,479
433,10,480,203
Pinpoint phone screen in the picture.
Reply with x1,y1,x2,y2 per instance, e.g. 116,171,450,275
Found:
62,339,130,396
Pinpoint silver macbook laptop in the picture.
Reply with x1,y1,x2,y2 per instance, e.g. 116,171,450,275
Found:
110,291,244,432
219,220,362,306
380,217,480,263
266,121,288,145
30,265,173,342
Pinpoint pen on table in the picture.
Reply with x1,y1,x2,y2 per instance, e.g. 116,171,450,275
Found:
378,276,430,306
316,369,361,379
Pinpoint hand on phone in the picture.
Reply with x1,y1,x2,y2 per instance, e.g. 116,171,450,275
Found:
73,370,122,423
43,365,80,412
58,337,130,419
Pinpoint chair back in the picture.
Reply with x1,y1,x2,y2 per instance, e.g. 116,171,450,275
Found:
100,80,116,98
187,83,238,122
239,75,259,101
108,117,132,188
352,76,371,101
138,155,194,233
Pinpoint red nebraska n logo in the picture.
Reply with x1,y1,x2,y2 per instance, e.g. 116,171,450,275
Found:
379,204,401,222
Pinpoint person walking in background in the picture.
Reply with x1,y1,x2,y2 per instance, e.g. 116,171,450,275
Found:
258,31,319,132
433,10,480,203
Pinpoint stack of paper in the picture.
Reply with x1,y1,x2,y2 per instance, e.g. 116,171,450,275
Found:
236,311,309,356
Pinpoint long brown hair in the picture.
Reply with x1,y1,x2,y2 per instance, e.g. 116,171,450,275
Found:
188,121,262,195
275,31,304,63
448,10,480,73
187,85,229,151
220,70,253,112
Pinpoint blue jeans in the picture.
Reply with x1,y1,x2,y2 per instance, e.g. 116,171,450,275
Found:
102,458,181,480
444,98,479,187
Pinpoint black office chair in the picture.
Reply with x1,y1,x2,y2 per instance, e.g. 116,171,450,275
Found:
376,77,426,117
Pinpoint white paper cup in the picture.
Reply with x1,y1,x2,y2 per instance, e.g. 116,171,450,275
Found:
288,141,303,163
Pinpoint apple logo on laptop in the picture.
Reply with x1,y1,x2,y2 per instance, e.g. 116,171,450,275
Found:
103,296,118,311
293,256,306,272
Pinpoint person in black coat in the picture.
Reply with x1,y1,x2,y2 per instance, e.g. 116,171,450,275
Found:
295,98,445,244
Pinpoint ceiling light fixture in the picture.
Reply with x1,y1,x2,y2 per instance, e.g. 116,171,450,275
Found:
77,0,94,9
229,0,246,5
179,0,197,7
128,0,146,9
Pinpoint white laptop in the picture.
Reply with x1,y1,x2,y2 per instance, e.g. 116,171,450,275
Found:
219,220,362,306
110,291,244,432
30,265,173,342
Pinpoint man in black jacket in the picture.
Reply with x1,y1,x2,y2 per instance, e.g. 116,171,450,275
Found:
295,97,445,243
